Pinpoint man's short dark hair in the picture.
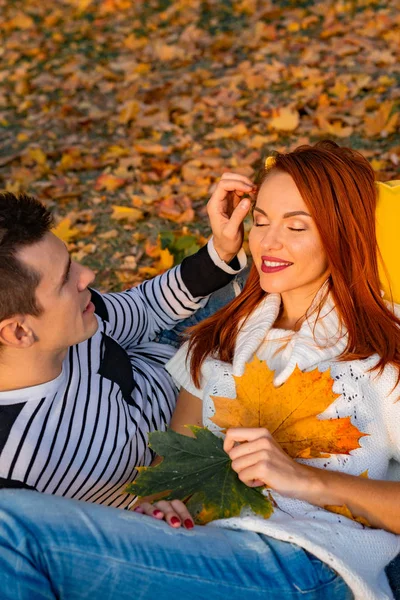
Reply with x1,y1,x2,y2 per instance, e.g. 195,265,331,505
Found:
0,192,53,322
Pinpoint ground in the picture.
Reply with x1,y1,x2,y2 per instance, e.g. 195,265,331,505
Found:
0,0,399,290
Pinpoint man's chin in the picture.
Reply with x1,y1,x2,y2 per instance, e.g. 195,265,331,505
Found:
76,316,99,345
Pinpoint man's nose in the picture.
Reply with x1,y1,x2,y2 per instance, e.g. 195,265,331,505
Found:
78,265,96,291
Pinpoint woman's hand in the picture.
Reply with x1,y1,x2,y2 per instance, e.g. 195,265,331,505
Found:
207,173,255,263
224,427,310,498
133,499,195,530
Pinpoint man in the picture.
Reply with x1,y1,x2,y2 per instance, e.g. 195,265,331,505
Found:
0,174,253,508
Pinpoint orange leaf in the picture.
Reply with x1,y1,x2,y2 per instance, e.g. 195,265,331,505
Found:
119,100,140,124
211,357,367,459
205,123,248,141
10,13,35,29
324,504,370,527
94,174,126,191
269,107,300,132
316,116,353,138
140,236,174,276
364,102,399,137
134,141,171,155
157,196,194,223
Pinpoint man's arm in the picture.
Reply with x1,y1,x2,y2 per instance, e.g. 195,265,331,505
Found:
92,173,254,348
91,238,246,348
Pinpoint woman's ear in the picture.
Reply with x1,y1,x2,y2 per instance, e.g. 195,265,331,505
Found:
0,317,36,349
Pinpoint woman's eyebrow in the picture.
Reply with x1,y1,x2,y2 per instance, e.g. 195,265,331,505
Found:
253,207,311,218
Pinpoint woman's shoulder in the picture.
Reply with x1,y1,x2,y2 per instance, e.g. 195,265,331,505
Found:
326,354,400,400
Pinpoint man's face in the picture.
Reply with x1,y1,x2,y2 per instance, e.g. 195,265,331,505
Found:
18,232,98,352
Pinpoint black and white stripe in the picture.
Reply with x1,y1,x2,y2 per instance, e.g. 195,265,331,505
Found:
0,252,236,508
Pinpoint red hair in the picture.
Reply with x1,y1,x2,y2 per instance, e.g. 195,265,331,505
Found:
188,140,400,387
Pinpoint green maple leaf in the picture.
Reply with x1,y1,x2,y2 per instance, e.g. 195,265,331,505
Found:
126,426,273,525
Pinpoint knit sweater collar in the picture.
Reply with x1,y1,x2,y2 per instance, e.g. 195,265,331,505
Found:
233,286,348,386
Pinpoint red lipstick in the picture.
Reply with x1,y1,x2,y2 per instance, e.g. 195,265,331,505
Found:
261,256,293,274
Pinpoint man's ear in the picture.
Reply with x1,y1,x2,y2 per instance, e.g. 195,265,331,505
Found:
0,317,36,349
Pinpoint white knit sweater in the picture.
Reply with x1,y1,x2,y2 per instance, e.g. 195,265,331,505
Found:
166,292,400,600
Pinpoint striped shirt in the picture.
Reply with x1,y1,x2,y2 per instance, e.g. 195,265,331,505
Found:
0,243,245,508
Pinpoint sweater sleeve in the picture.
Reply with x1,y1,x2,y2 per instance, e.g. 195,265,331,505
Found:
165,342,204,399
90,240,246,349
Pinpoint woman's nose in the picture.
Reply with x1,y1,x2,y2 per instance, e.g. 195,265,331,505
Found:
260,227,284,251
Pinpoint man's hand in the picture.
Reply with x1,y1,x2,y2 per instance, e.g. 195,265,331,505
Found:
207,173,255,263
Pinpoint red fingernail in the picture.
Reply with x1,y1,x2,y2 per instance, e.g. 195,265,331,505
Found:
170,517,181,526
184,519,194,529
153,509,163,517
134,507,144,513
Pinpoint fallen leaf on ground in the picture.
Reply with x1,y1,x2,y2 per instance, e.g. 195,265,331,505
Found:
364,102,399,137
52,218,80,243
269,107,300,132
111,205,144,222
94,173,126,191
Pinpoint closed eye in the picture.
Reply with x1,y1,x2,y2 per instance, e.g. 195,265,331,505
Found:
288,228,306,232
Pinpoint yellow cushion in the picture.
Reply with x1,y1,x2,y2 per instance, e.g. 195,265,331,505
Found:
376,180,400,304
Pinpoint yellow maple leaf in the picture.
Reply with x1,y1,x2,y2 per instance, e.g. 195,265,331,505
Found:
211,357,367,459
317,116,353,138
27,148,47,166
111,206,144,223
52,218,80,243
119,100,140,124
269,107,300,132
205,123,248,141
364,101,399,137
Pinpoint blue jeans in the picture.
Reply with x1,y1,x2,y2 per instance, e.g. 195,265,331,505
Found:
0,489,353,600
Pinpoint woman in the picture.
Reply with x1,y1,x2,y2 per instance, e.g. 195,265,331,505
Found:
0,141,399,600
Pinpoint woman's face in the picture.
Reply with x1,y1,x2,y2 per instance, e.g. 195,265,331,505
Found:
249,171,330,298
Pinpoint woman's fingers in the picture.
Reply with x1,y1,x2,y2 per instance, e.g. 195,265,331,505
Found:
224,427,271,454
222,198,251,237
235,461,270,487
134,499,194,529
154,499,194,529
208,179,254,216
231,448,273,473
224,428,308,495
207,176,254,261
220,172,254,187
134,501,164,519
